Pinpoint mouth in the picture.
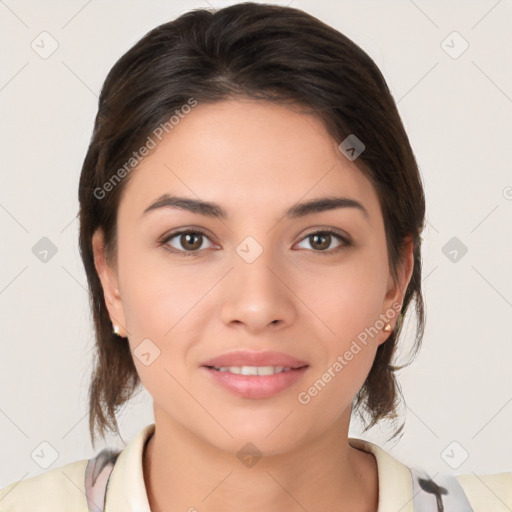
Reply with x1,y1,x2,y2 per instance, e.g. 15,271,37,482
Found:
200,350,309,398
206,365,300,376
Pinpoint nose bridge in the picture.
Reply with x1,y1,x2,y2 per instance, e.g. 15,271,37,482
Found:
233,235,283,297
220,234,295,330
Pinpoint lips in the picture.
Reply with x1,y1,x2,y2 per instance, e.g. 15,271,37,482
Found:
201,350,309,369
200,350,309,399
212,365,291,375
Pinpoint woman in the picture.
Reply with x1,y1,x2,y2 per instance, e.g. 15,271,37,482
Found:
1,3,510,511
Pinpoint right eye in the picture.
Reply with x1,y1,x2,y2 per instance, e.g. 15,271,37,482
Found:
161,230,215,256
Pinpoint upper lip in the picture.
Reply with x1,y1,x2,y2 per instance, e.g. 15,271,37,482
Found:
201,350,309,369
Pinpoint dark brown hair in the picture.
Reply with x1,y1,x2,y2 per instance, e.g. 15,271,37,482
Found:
78,2,425,448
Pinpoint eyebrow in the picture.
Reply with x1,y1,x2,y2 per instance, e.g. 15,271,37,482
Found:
142,194,369,220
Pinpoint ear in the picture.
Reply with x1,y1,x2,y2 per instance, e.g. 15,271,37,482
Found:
92,229,128,337
378,236,415,344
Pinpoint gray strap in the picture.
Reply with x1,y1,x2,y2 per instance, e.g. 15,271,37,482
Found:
84,449,121,512
409,466,474,512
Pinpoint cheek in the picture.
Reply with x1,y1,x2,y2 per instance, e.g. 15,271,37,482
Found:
117,243,222,392
118,233,213,336
295,249,389,387
302,249,389,340
294,273,385,422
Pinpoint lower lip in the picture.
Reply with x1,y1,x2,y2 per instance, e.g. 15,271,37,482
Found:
202,366,309,399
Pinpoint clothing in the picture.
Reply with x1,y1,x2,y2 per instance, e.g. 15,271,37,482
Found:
0,423,510,511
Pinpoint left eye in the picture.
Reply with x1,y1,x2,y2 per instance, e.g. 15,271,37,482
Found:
296,230,348,252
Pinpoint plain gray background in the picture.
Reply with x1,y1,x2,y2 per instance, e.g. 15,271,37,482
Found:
1,0,511,487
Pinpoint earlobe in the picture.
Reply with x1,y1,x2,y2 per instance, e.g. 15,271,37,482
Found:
381,236,415,337
92,229,128,337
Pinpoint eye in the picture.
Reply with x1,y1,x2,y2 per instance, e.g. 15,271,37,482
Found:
295,229,351,253
160,228,350,256
162,230,215,256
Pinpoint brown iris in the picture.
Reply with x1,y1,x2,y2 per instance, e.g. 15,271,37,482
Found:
309,233,332,251
180,232,203,251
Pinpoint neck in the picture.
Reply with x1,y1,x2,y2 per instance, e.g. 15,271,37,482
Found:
142,412,378,512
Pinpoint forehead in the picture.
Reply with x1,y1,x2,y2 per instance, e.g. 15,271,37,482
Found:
118,99,381,220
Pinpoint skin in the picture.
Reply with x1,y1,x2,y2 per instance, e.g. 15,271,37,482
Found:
93,98,414,512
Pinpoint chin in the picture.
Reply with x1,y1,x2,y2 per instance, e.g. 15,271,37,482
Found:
203,411,317,455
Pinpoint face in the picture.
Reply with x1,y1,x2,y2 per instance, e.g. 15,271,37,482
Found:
93,98,413,455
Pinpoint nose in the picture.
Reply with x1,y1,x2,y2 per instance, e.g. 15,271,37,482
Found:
220,246,297,334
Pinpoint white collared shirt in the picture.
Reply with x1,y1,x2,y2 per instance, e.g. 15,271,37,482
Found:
1,423,511,511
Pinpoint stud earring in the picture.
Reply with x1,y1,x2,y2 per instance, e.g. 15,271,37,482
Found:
383,323,392,333
113,324,121,336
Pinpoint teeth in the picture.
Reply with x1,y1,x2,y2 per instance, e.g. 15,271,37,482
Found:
213,365,291,375
256,366,279,376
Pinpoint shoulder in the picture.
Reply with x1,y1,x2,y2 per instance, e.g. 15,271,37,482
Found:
349,437,512,511
456,471,512,511
0,459,89,512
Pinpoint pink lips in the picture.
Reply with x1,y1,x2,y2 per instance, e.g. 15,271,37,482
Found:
201,350,309,399
201,350,309,369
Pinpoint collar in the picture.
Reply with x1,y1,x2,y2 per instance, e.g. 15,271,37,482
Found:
105,423,414,512
349,437,414,512
105,423,154,511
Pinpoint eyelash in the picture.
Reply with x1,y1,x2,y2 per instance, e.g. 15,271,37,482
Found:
159,228,352,257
